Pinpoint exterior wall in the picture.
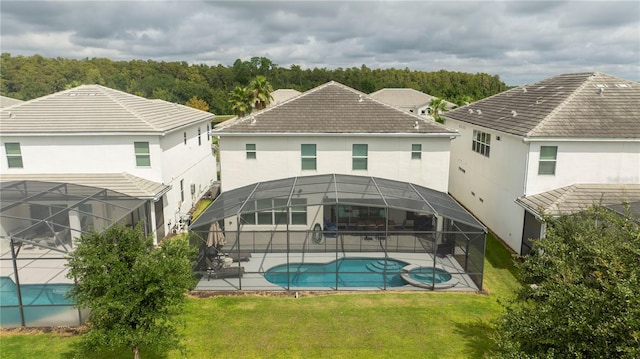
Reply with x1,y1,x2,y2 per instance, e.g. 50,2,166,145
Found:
524,140,640,195
218,135,452,193
1,119,218,239
0,135,163,180
160,123,218,228
448,118,640,254
447,119,529,253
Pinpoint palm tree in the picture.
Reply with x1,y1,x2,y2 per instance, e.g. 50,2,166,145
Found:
429,97,447,124
250,75,274,110
228,86,253,117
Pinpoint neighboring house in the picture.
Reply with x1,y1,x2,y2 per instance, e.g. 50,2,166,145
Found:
369,88,455,118
0,85,218,243
214,81,459,193
442,72,640,254
0,95,24,108
268,89,302,107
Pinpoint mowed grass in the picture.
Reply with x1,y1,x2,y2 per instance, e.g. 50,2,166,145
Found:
0,234,520,359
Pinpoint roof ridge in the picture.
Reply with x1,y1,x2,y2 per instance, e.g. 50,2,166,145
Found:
93,85,163,131
527,73,594,136
550,184,578,211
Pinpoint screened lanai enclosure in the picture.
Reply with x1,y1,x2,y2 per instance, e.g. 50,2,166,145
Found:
0,180,150,328
190,174,486,292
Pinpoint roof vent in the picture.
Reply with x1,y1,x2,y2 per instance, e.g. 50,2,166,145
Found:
597,87,604,95
358,94,363,103
250,116,256,124
8,111,15,118
413,121,419,129
511,110,517,117
522,87,527,93
476,109,482,115
468,109,473,114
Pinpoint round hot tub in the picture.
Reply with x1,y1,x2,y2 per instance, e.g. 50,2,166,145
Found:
400,264,459,289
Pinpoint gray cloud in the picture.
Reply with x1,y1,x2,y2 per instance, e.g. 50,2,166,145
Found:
1,0,638,85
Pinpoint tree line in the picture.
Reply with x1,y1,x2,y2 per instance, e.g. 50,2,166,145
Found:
0,53,508,115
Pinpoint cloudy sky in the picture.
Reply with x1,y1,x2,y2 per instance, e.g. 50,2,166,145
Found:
1,0,638,85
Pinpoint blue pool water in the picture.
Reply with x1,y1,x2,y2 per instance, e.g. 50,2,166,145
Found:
264,257,411,288
1,276,77,327
0,277,74,305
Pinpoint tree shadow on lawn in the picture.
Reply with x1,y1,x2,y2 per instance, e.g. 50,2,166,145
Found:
454,319,497,358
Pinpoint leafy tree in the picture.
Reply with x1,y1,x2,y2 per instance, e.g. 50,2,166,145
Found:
250,75,274,110
66,225,197,359
185,96,210,112
429,97,447,124
492,205,640,359
228,86,253,117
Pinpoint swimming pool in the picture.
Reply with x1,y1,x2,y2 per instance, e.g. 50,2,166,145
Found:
0,277,74,306
1,276,78,327
264,257,412,288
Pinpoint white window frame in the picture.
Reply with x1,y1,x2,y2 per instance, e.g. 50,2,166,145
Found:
538,146,558,175
246,144,256,159
5,142,23,168
134,142,151,167
352,144,368,170
472,130,491,157
301,144,317,170
411,144,422,159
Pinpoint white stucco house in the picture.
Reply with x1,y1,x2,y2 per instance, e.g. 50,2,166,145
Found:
369,88,456,118
0,85,218,243
442,72,640,254
215,81,459,193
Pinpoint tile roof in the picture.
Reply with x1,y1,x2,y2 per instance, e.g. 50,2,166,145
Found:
369,88,456,110
516,183,640,217
215,81,457,135
0,85,214,135
0,173,170,200
0,95,23,108
268,89,302,107
442,72,640,138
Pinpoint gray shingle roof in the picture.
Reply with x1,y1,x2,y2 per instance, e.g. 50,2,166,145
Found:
0,173,169,200
0,85,214,134
216,81,457,135
516,183,640,217
442,72,640,138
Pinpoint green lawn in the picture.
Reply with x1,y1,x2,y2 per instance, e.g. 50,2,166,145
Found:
0,234,520,359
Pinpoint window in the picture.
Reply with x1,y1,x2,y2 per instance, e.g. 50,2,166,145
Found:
246,144,256,159
206,124,210,141
183,132,187,145
134,142,150,167
352,144,368,170
5,143,23,168
198,128,201,146
301,144,317,170
411,144,422,159
472,130,491,157
290,199,307,225
538,146,558,175
241,199,307,225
